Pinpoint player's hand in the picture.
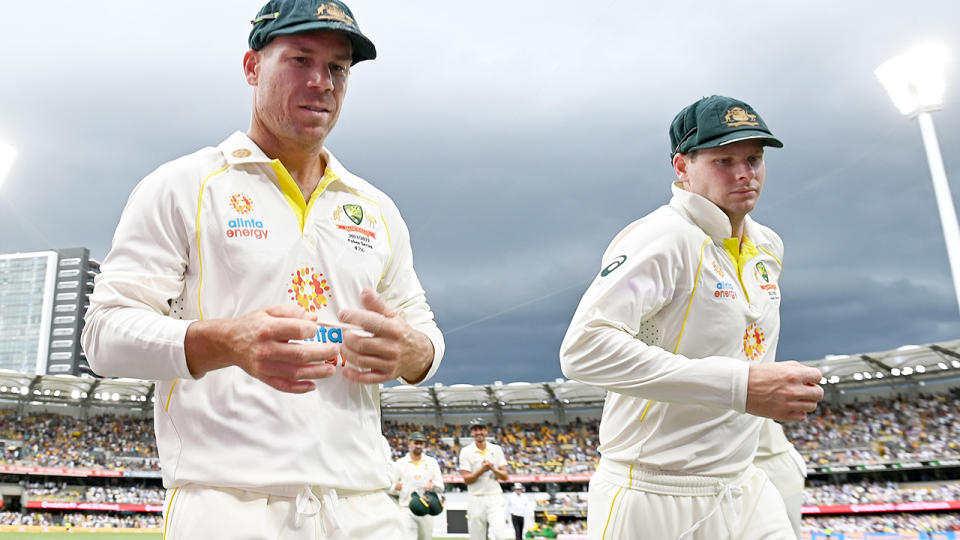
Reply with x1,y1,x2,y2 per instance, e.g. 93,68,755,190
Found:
426,480,434,491
394,481,402,491
745,361,823,422
338,288,434,384
184,304,339,393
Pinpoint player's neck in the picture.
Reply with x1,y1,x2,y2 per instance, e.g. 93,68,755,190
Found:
247,127,328,201
475,440,487,450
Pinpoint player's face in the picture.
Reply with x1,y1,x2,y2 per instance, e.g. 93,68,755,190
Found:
676,140,766,223
470,426,488,443
409,439,425,456
244,31,352,147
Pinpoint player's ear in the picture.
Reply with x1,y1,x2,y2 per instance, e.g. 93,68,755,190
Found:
243,50,260,86
672,153,688,180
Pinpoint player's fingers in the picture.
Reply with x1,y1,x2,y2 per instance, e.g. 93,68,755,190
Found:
341,350,394,373
263,342,341,365
269,318,326,342
360,287,397,318
799,366,823,384
341,332,400,359
263,303,316,321
342,366,392,384
338,308,397,338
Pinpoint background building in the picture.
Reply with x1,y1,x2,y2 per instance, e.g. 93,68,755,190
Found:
0,248,99,376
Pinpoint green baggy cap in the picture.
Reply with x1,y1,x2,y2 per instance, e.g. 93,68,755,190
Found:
249,0,376,64
409,431,427,442
669,95,782,158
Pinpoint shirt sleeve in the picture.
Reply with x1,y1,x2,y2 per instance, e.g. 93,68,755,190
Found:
377,206,445,385
495,446,508,469
559,220,750,413
81,162,199,382
431,458,445,492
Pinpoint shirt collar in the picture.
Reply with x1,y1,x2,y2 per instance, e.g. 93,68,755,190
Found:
668,182,758,241
217,131,366,192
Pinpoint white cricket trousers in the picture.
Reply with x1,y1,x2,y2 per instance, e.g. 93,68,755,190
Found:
400,509,433,540
587,459,795,540
755,448,806,539
162,484,402,540
467,493,508,540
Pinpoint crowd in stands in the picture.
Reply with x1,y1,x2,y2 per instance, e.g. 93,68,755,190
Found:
801,513,960,534
784,389,960,467
22,481,163,504
0,390,958,475
0,511,160,529
0,410,157,470
382,419,599,475
806,480,960,506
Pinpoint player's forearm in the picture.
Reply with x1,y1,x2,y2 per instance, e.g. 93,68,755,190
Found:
184,318,243,377
493,466,509,481
460,469,482,484
560,327,750,413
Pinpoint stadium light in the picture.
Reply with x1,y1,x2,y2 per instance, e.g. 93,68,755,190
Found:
0,141,15,191
876,44,960,316
916,365,927,373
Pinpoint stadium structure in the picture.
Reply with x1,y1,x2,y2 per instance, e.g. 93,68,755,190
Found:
0,340,959,538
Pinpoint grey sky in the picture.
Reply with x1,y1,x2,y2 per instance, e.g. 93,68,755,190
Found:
2,1,959,384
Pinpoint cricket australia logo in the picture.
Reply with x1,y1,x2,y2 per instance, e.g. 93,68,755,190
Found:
754,262,770,283
229,193,254,215
288,266,332,312
343,203,364,225
333,202,378,253
742,322,766,362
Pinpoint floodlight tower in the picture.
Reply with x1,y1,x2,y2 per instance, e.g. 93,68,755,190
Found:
876,44,959,315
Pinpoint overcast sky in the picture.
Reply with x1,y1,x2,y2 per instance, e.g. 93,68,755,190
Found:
2,1,960,385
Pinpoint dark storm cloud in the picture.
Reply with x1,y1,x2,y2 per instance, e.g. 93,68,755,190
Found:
2,1,960,384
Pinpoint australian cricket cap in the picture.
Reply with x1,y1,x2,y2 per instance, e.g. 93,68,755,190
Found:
669,95,783,158
249,0,376,64
409,431,427,442
468,417,487,429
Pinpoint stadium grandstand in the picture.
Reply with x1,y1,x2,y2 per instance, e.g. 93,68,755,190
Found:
0,339,959,538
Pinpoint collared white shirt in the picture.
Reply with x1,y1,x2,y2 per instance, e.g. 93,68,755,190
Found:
83,131,444,492
393,453,444,506
561,182,783,476
459,441,508,496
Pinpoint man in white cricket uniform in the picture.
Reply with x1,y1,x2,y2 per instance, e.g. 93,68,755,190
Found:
560,95,824,540
81,1,444,538
755,419,806,538
393,431,445,540
459,418,509,540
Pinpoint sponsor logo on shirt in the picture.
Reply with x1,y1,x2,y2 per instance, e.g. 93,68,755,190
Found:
712,261,725,278
229,193,254,215
226,193,269,239
600,255,626,277
743,322,766,362
288,266,332,313
714,281,737,300
333,203,378,253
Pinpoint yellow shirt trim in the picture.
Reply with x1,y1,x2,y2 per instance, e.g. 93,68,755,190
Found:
722,236,760,303
269,160,339,233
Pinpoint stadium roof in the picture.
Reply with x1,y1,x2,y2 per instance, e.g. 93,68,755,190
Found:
1,338,959,412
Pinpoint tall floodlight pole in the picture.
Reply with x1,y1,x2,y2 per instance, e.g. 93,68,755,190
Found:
0,141,15,191
876,44,959,314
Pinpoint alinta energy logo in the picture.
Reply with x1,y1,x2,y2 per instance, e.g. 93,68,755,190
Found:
742,322,766,362
226,193,269,240
289,266,332,313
